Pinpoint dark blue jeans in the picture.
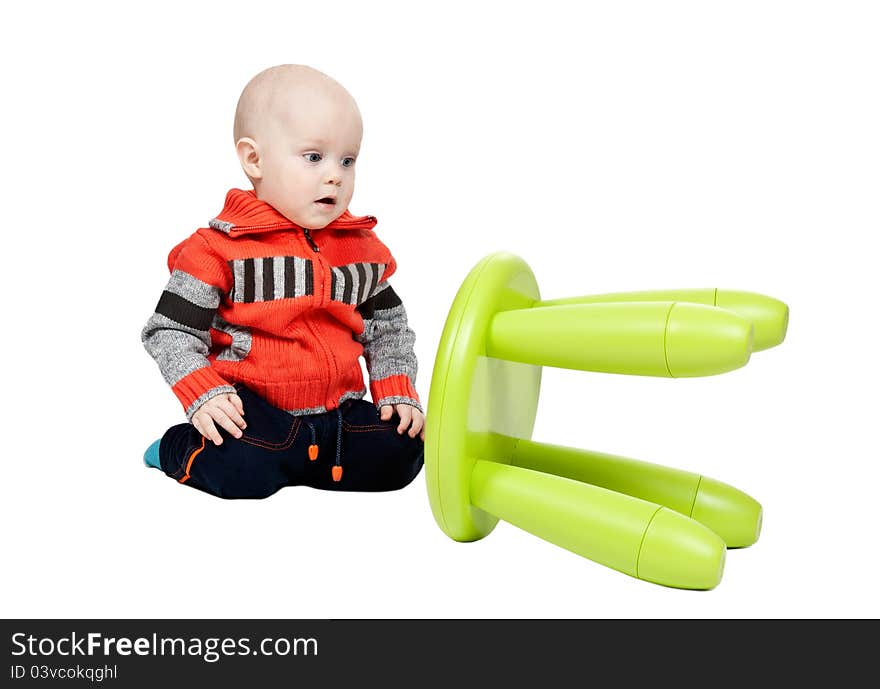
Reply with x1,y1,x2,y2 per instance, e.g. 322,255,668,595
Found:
158,384,424,499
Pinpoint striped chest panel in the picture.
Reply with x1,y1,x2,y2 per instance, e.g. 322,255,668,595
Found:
228,256,314,303
330,262,387,306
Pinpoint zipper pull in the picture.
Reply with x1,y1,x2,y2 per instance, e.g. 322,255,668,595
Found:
303,228,320,252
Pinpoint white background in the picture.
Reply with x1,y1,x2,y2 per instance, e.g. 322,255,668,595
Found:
2,1,878,619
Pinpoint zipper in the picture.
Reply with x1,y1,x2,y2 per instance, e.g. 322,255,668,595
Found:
296,227,338,407
302,227,320,252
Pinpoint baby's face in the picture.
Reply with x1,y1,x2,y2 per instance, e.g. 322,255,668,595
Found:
255,90,362,229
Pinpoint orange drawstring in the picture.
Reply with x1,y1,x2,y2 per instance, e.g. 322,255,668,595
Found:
306,420,319,460
304,410,344,481
332,407,344,482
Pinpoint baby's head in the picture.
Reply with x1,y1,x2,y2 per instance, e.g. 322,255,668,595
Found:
233,65,362,229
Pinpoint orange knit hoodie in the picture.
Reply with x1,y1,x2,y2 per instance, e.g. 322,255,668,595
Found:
142,189,421,419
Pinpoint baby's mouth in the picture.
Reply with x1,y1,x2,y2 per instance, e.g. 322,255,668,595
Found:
315,196,336,206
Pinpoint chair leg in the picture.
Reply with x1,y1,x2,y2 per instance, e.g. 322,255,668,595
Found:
510,439,762,548
469,459,726,589
487,301,753,377
536,287,788,351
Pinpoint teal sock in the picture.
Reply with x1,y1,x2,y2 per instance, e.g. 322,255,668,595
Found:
143,439,162,470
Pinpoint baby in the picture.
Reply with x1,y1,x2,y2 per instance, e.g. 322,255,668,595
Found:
141,65,425,498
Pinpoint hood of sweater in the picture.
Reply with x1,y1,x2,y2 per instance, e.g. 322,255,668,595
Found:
208,188,378,237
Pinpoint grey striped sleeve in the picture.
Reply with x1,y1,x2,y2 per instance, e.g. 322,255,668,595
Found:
355,281,418,395
141,269,223,388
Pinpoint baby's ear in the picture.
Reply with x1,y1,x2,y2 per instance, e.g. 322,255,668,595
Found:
235,137,262,181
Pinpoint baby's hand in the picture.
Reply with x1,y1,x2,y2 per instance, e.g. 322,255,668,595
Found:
380,404,426,441
192,393,246,445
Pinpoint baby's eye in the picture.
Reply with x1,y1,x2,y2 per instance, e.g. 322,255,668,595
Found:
304,152,322,163
341,157,356,168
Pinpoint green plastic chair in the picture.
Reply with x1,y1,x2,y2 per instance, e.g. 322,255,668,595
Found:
424,252,788,589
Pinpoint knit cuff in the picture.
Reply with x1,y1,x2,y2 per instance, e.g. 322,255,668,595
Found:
171,366,236,420
371,374,422,413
